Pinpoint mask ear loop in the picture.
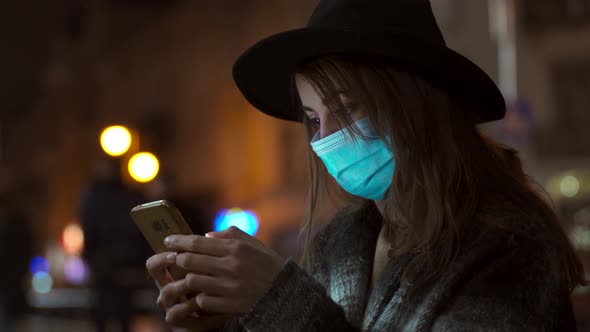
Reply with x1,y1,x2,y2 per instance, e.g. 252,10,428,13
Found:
353,117,382,140
311,130,321,143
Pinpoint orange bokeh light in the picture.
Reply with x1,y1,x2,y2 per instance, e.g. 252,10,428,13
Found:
62,223,84,255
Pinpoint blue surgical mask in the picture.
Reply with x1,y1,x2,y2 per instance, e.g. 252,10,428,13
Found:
310,117,395,200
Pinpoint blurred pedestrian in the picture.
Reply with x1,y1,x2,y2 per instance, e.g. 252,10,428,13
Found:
0,181,33,331
79,157,151,332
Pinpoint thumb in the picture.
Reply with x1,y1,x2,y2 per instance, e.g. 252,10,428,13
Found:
205,226,250,240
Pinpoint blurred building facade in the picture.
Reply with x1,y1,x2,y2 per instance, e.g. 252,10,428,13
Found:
1,0,588,255
434,0,590,327
1,0,589,254
1,0,316,248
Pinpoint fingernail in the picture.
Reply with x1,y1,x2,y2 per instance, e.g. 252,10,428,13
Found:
205,232,214,237
166,252,177,262
164,236,173,246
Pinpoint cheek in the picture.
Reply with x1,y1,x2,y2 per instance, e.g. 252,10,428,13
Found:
351,109,369,122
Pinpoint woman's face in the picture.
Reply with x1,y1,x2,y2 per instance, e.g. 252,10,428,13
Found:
295,75,367,140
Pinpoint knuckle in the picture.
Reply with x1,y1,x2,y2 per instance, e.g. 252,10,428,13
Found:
145,256,157,271
189,236,201,251
225,257,241,275
229,240,245,255
228,227,244,239
156,295,166,309
175,253,189,267
146,253,168,273
196,294,207,310
165,312,176,324
230,226,243,234
227,281,241,294
160,284,178,306
175,253,185,266
159,293,170,307
167,307,186,325
185,273,199,290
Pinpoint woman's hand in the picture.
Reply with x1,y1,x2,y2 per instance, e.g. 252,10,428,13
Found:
163,226,288,316
146,251,233,331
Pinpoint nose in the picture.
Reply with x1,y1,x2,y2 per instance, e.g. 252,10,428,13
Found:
319,116,341,140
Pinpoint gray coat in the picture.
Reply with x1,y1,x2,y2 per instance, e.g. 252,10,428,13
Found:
226,207,576,331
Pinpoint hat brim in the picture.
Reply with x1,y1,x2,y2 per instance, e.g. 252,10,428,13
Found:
233,28,506,124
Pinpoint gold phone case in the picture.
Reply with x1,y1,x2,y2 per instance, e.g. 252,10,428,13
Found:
130,200,193,280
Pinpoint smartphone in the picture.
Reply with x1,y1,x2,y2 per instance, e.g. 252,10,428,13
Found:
130,200,193,280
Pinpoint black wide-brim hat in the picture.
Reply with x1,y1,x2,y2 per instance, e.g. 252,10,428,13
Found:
233,0,506,124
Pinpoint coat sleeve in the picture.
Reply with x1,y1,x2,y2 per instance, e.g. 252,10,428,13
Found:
235,216,362,332
237,259,360,332
430,238,577,332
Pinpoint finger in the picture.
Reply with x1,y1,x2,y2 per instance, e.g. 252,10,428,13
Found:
185,273,238,296
175,252,230,277
159,294,190,313
206,226,251,241
165,296,200,326
158,279,192,309
196,293,247,315
146,252,177,289
166,298,233,330
164,234,230,256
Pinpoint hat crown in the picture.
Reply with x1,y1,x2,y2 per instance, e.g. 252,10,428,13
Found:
308,0,446,45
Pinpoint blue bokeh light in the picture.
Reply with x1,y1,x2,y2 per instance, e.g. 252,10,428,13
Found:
32,272,53,294
29,256,50,274
213,208,259,236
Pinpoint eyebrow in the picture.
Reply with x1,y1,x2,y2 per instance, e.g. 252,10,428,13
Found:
324,89,350,102
301,89,351,113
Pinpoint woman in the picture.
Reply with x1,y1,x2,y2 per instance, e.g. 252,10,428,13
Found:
146,0,585,331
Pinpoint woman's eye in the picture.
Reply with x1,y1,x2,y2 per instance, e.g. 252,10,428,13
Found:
344,104,357,115
311,118,320,126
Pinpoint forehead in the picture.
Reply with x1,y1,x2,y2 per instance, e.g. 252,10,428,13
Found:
295,74,348,105
295,75,317,98
295,75,324,114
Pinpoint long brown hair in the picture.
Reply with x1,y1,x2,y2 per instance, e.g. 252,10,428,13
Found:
293,54,585,292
